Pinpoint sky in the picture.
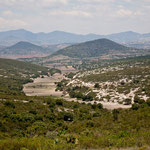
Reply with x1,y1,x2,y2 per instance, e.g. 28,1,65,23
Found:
0,0,150,34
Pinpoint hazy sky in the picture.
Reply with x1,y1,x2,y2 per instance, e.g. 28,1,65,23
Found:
0,0,150,34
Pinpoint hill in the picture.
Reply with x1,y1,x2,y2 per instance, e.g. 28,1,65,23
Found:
51,38,132,58
0,41,46,56
23,38,150,67
0,41,66,58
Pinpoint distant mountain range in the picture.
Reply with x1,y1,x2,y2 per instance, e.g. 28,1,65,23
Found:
0,29,150,47
52,38,131,58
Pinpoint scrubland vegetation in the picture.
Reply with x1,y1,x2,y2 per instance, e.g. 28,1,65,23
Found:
0,57,150,149
0,95,150,150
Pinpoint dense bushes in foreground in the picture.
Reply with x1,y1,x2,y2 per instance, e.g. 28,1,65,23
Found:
0,96,150,149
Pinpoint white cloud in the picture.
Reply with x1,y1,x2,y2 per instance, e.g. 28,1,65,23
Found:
2,10,15,17
49,10,92,18
0,0,150,34
0,0,68,7
76,0,115,3
114,8,143,18
0,17,28,29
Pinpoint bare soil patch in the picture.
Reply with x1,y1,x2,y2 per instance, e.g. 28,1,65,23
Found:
23,73,64,97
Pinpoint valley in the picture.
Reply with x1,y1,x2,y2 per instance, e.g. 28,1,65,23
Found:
23,55,150,111
0,31,150,150
1,0,150,148
1,55,150,150
23,73,131,110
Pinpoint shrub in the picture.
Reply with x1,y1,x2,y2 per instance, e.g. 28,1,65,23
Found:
86,121,94,127
83,92,96,101
56,99,63,106
4,100,15,108
131,104,139,110
146,99,150,106
97,103,103,109
69,91,76,98
67,72,75,79
64,113,73,121
48,101,56,108
76,92,84,99
134,96,140,103
112,109,119,121
124,98,132,105
93,112,100,117
46,98,53,104
29,110,37,115
138,99,145,104
91,104,97,109
73,104,79,109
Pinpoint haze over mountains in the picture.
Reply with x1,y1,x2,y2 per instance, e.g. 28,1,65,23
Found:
0,29,150,47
